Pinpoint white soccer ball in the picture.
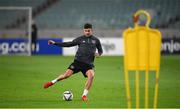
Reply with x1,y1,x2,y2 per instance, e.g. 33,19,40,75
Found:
63,91,73,101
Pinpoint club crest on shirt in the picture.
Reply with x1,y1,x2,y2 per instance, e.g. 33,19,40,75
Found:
92,40,96,44
82,40,85,43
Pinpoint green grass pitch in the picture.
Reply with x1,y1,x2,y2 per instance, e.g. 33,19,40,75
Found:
0,56,180,108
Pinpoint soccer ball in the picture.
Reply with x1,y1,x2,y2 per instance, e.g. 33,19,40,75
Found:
63,91,73,101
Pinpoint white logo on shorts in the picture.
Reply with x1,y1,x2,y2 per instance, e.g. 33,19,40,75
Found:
70,65,74,69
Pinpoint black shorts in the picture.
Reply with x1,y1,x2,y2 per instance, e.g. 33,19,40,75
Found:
68,60,94,77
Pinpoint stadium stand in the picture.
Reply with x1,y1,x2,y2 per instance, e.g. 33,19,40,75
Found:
36,0,180,29
0,0,180,29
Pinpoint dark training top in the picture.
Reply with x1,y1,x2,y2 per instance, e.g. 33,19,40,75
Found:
54,35,103,65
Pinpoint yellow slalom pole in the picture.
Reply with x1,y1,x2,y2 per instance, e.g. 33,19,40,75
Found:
145,28,150,109
125,69,131,109
154,70,160,109
135,70,140,109
145,70,149,109
135,27,140,109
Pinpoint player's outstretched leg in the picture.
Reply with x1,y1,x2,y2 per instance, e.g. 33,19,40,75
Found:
44,69,73,89
82,70,94,101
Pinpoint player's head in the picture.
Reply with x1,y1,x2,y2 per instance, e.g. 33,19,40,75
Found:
83,23,93,37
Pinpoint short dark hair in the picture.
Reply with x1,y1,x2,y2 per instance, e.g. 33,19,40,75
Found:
84,23,92,29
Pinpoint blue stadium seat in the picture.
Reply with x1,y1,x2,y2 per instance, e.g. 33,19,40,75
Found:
0,0,180,29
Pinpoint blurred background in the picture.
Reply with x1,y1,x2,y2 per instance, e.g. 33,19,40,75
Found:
0,0,180,55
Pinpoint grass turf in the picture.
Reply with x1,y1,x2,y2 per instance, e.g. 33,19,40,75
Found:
0,56,180,108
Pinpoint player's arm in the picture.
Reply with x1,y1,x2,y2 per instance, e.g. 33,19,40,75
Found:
95,39,103,58
48,40,78,47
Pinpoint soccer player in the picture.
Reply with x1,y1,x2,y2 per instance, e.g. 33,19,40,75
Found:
43,23,103,101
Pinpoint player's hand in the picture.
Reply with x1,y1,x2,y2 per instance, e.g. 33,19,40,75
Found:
48,40,55,45
94,53,101,58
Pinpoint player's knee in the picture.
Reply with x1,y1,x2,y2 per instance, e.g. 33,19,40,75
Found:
90,73,94,79
90,75,94,80
87,71,94,79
